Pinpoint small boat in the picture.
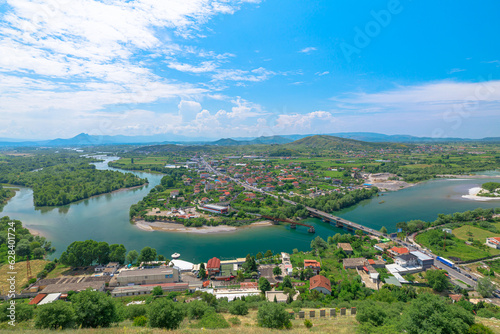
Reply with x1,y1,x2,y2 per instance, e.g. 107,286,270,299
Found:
171,253,180,259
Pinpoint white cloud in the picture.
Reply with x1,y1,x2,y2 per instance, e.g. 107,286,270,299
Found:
168,61,218,73
211,67,276,82
275,111,336,131
178,100,203,121
299,47,317,54
448,68,466,74
316,71,330,76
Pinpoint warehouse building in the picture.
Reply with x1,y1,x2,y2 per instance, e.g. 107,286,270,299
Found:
115,267,180,286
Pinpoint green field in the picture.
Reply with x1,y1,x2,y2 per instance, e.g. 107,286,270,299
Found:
416,228,497,262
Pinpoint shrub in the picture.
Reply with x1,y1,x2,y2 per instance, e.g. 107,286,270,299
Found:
148,298,185,329
72,289,117,328
304,319,313,328
229,317,241,326
229,299,249,316
257,302,292,329
133,315,148,327
187,300,211,319
35,301,76,329
197,310,230,329
126,304,147,320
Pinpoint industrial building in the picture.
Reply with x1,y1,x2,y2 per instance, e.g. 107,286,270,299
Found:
115,267,180,286
200,204,228,214
111,282,189,297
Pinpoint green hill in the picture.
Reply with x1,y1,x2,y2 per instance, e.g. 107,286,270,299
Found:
285,135,398,151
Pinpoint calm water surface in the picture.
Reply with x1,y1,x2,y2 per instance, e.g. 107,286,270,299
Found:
1,158,498,263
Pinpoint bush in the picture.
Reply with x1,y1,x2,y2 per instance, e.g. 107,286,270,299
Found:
304,319,313,328
133,315,148,327
126,304,147,320
468,323,494,334
229,299,249,316
72,289,117,328
148,298,185,329
0,302,34,323
35,301,76,329
197,310,230,329
187,300,211,319
257,302,292,329
229,317,241,326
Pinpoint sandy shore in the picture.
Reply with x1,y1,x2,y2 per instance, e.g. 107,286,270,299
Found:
26,226,48,238
134,220,274,234
462,187,500,201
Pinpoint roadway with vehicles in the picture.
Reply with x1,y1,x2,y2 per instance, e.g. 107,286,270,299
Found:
200,156,478,288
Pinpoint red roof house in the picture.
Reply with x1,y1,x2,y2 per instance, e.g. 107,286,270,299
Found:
207,257,221,275
389,247,409,257
309,275,331,295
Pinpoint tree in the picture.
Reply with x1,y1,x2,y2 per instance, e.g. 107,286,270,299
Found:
158,254,166,262
199,267,207,279
401,293,474,334
264,250,273,258
148,298,185,329
273,266,282,276
282,275,293,289
236,270,245,282
138,246,157,263
186,300,211,320
477,277,495,298
258,277,271,293
109,244,126,264
72,289,117,328
256,252,263,260
35,301,76,329
310,236,328,251
16,239,31,257
257,303,292,329
426,270,449,292
151,286,163,296
96,241,110,264
229,299,249,316
355,229,364,237
380,226,388,234
126,250,138,264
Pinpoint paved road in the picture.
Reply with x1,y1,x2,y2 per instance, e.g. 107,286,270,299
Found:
200,157,478,288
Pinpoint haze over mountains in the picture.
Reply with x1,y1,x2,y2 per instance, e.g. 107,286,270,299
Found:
0,132,499,148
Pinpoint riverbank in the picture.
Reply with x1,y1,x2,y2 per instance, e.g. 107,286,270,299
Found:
437,174,500,179
462,187,500,201
134,220,274,234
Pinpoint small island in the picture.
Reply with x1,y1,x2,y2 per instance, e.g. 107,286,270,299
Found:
478,182,500,198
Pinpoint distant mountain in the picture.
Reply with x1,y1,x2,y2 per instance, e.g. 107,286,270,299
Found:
0,131,497,148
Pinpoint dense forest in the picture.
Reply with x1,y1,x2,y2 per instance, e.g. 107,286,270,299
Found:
292,187,379,213
0,216,55,264
0,154,147,206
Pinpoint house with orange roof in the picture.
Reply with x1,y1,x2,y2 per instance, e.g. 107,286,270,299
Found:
309,275,331,295
304,260,321,275
388,247,409,257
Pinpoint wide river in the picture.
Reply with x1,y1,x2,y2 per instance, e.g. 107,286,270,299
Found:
1,157,499,263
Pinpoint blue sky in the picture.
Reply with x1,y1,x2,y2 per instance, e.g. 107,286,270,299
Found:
1,0,499,139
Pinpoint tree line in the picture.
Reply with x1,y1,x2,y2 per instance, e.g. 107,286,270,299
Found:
0,153,146,206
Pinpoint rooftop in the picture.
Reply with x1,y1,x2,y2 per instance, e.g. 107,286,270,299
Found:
117,267,175,277
309,275,331,292
41,281,105,294
338,243,353,251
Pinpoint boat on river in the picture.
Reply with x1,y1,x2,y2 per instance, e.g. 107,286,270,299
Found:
171,253,180,259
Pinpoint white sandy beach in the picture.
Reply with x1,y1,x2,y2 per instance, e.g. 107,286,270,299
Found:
134,220,274,234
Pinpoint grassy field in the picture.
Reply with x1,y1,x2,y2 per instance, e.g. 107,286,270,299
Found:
0,260,49,294
453,225,500,254
44,263,71,279
416,231,495,262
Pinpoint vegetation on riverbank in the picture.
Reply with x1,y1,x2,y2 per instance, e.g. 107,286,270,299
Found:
478,182,500,198
0,216,54,265
0,185,15,212
0,153,147,206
